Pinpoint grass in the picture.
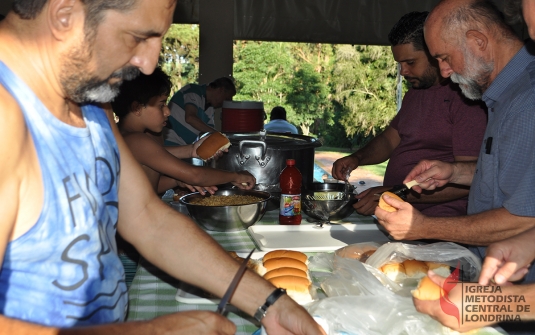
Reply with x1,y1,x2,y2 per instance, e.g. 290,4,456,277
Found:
316,146,388,178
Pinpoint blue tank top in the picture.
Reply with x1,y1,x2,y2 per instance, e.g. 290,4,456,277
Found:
0,61,127,326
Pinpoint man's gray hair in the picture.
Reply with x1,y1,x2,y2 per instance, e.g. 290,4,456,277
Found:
12,0,137,31
442,0,518,44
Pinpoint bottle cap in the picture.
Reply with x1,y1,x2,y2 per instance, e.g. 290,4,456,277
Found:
286,159,295,166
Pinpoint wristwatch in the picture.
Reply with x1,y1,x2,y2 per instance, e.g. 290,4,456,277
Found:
253,288,287,322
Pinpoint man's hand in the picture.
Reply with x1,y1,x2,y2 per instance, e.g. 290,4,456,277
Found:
413,272,493,333
354,186,391,216
146,311,236,335
332,156,359,181
231,171,256,189
479,228,535,285
403,160,456,193
261,295,327,335
374,194,426,240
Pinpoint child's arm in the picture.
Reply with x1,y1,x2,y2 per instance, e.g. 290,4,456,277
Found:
126,133,256,188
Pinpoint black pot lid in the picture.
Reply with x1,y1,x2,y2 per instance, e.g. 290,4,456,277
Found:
223,132,323,150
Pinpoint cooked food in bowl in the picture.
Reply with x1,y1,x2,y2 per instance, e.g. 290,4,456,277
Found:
189,194,264,206
180,189,270,231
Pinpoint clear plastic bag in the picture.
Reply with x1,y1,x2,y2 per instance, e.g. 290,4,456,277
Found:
305,242,483,335
365,242,481,282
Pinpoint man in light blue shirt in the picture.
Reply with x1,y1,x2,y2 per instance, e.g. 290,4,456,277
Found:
264,106,298,134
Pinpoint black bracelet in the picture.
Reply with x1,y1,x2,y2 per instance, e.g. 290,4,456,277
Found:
253,288,287,322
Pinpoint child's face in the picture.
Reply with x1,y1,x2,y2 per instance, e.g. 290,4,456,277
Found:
141,94,170,133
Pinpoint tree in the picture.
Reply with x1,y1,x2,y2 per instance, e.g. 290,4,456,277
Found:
331,45,398,143
233,41,294,113
285,63,329,136
159,24,200,95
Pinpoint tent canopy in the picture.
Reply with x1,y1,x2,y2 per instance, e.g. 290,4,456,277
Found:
1,0,519,46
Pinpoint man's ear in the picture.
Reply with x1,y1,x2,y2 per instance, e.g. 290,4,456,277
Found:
466,30,488,52
47,0,80,40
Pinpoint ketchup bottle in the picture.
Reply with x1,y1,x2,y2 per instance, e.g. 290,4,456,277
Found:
279,159,302,225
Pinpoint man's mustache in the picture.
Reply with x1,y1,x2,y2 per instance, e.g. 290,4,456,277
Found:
110,66,140,82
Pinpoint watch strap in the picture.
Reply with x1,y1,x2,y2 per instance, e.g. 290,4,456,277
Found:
253,288,287,322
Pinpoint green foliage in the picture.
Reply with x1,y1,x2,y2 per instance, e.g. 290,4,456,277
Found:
233,41,294,112
159,24,200,96
331,45,398,138
286,63,329,135
159,25,401,148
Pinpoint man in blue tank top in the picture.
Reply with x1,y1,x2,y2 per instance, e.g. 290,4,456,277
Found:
0,1,325,335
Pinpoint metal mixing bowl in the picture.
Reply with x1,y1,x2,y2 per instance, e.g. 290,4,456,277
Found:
179,189,271,231
302,182,357,221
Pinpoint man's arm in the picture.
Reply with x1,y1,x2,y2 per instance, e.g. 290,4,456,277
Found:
375,197,535,245
332,126,400,180
184,104,216,134
113,113,325,334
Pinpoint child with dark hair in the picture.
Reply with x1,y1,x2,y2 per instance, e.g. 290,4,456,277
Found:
112,68,255,196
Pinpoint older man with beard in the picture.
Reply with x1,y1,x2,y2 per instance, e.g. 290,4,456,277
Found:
375,0,535,332
332,11,487,217
0,1,327,334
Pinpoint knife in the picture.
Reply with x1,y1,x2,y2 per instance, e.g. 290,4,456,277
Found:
374,180,419,199
216,248,255,315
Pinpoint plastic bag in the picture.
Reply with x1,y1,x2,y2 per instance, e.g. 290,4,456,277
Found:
366,242,481,282
305,243,483,335
307,256,448,335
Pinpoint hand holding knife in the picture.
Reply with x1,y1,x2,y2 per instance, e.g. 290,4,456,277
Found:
216,248,255,315
374,180,419,199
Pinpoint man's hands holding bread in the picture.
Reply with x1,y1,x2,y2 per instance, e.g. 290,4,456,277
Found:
375,191,427,240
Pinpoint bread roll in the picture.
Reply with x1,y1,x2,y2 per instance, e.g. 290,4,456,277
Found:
264,267,308,280
380,263,407,281
412,275,444,300
335,245,377,262
263,250,307,264
403,259,429,279
268,275,311,293
378,191,404,212
263,257,308,272
426,262,451,277
196,132,231,161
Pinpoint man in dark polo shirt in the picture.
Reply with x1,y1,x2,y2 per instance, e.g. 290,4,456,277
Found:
332,11,487,217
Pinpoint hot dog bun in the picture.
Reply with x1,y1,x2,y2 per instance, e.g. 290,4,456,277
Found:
412,275,444,300
380,263,407,281
267,275,313,304
264,267,308,280
268,275,311,292
196,132,231,161
263,250,308,264
426,262,451,277
335,244,378,262
378,191,404,212
403,259,428,279
263,257,308,272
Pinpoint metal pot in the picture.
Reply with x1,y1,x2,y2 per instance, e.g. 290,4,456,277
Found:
211,131,322,189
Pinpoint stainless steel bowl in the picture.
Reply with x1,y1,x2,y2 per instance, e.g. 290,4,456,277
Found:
302,182,357,221
179,189,271,231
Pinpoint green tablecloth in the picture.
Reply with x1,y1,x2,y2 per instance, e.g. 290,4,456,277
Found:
126,210,378,335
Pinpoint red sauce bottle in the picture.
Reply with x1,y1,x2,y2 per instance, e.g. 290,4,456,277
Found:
279,159,302,225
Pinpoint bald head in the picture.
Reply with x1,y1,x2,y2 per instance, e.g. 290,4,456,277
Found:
424,0,522,100
426,0,518,47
